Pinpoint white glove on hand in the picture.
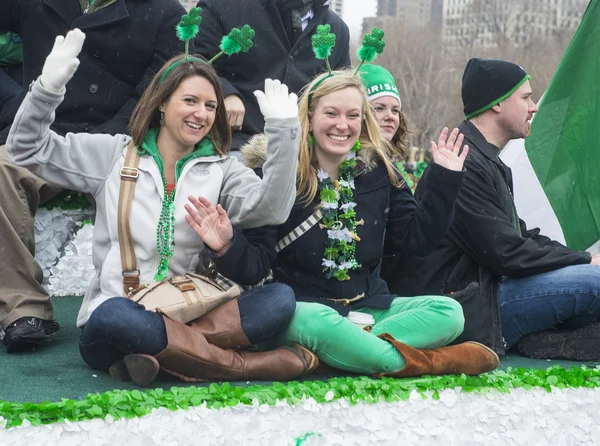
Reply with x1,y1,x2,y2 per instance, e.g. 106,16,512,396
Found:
41,29,86,94
254,79,298,120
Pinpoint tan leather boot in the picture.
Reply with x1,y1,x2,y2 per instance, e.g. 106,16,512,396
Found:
187,299,251,349
375,333,500,378
121,316,318,386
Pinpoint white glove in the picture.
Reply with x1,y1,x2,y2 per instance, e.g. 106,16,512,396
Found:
41,29,86,94
253,79,298,120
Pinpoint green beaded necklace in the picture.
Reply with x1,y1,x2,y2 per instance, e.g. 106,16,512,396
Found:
137,128,217,282
154,179,176,282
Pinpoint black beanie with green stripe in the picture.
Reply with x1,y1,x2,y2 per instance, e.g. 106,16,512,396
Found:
462,58,530,119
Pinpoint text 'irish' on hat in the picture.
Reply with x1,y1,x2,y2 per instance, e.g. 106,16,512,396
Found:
358,64,400,104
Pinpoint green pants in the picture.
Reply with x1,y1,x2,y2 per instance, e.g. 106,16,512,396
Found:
265,296,464,375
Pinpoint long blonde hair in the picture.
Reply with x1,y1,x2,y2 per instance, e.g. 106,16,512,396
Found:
297,70,401,204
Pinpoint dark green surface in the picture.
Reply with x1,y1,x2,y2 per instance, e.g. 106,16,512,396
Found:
1,296,598,404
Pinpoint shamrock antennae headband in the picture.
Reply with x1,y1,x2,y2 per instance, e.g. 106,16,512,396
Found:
307,27,386,104
160,7,255,84
308,24,336,104
354,28,385,75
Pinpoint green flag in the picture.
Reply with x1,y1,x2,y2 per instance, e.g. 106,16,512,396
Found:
507,0,600,250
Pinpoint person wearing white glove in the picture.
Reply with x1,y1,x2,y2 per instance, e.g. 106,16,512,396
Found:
194,0,351,153
5,36,315,384
253,78,298,120
253,70,499,380
40,29,85,94
0,0,185,354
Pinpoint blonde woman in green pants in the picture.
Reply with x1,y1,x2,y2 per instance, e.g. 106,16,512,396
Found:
240,70,500,377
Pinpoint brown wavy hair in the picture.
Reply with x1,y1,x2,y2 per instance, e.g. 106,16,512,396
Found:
389,110,412,161
128,54,231,155
297,70,401,204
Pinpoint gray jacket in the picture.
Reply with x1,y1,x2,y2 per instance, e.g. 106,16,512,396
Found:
7,79,300,326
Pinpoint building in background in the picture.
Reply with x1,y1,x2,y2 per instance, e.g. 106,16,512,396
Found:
363,0,587,46
330,0,344,16
442,0,588,48
363,0,443,33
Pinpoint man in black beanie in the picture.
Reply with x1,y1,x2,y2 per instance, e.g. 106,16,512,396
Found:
383,58,600,361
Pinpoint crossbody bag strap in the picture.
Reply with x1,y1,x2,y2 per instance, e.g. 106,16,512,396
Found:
208,207,322,291
118,141,142,295
275,207,323,253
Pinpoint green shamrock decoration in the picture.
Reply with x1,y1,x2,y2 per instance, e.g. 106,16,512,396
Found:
176,7,202,58
355,28,385,74
312,24,336,73
220,25,255,55
208,25,255,64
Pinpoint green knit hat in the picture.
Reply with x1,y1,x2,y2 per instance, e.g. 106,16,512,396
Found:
358,64,400,103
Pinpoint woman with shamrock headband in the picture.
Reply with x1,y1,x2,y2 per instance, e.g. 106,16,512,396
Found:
243,69,500,377
6,28,319,386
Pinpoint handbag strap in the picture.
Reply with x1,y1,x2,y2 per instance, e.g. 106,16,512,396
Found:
118,141,142,295
275,208,322,253
117,144,321,294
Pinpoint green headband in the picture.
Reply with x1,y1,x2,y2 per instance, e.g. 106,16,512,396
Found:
159,57,203,83
307,73,335,104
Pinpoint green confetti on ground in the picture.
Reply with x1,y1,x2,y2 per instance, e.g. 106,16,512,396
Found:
295,432,322,445
41,190,92,211
2,365,600,429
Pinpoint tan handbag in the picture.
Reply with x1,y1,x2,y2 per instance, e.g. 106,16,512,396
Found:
127,273,241,323
117,142,241,324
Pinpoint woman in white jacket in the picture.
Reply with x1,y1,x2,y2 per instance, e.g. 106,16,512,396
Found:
6,30,318,386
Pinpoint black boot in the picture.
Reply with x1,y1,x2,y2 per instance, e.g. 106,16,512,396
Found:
516,322,600,361
3,317,60,353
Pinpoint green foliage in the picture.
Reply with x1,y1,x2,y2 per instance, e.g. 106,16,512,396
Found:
220,25,255,55
176,7,202,41
312,25,336,60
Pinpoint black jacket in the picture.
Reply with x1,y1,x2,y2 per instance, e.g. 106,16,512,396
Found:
383,120,592,353
206,227,275,286
268,162,463,315
194,0,350,149
0,0,185,143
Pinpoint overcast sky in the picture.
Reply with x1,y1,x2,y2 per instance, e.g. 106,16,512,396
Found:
340,0,377,42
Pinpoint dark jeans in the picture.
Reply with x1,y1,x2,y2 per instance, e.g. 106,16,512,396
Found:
79,282,296,371
498,264,600,348
0,66,22,114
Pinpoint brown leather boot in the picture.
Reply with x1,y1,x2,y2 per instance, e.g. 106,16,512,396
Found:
122,316,319,385
187,299,252,349
376,333,500,378
109,300,251,385
109,354,161,387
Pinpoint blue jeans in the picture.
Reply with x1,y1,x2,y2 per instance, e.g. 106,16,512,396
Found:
79,282,296,371
498,264,600,348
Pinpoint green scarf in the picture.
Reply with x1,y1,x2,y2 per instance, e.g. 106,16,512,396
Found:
137,128,216,181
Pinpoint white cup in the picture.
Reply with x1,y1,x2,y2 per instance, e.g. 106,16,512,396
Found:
347,311,375,330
